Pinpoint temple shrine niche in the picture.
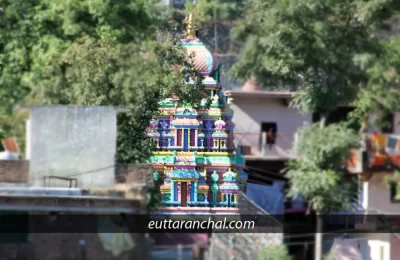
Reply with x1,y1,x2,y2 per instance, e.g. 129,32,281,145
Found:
147,12,247,213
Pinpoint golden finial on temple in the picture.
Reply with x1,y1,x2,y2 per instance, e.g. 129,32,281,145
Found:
186,12,196,39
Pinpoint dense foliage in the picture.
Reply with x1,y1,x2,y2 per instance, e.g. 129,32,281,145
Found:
287,124,360,212
231,1,399,258
185,0,244,54
350,37,400,129
0,0,208,162
231,0,395,116
230,0,400,210
257,245,291,260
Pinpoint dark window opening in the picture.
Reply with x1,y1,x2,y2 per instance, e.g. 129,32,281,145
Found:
381,113,394,134
390,183,400,203
246,169,274,186
176,129,182,146
260,122,277,145
312,107,356,125
0,211,29,243
190,129,196,146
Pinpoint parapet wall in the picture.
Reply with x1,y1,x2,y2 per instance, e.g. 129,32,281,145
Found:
0,160,29,183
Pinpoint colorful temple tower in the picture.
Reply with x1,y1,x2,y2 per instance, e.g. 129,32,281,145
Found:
147,13,248,214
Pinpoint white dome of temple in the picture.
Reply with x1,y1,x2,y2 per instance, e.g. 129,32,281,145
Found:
179,13,217,76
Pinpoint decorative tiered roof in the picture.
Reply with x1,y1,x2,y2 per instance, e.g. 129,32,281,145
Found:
146,10,248,214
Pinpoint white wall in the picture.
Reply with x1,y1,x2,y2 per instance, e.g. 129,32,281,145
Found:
358,172,400,260
358,235,391,260
230,97,312,157
393,112,400,135
28,106,117,188
26,119,31,160
362,172,400,214
323,234,392,260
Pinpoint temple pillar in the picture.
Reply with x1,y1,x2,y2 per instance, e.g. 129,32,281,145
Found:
233,194,237,202
171,181,175,201
172,182,179,202
190,182,195,201
193,182,198,202
195,130,198,147
188,130,191,148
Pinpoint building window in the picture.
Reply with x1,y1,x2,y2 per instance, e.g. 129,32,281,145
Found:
381,112,394,133
390,183,400,203
259,123,277,150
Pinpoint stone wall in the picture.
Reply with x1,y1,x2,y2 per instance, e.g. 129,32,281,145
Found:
0,160,29,183
115,164,154,186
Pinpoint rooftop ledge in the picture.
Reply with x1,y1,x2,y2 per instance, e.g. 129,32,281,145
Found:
0,187,134,198
243,155,296,161
224,90,295,99
0,192,141,213
13,104,130,113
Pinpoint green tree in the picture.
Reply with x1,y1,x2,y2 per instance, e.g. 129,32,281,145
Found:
257,244,291,260
230,0,395,124
350,37,400,129
350,37,400,198
230,0,397,259
0,0,208,163
185,0,244,53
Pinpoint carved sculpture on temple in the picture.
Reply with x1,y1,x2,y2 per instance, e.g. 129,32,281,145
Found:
211,170,219,205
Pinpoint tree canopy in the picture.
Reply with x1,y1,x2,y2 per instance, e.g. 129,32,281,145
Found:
257,244,291,260
286,124,360,212
231,1,400,258
231,0,396,116
350,36,400,129
0,0,208,162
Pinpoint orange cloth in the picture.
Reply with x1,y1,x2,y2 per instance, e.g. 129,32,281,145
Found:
372,133,387,148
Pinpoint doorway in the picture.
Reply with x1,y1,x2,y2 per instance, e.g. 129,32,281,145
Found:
181,182,188,206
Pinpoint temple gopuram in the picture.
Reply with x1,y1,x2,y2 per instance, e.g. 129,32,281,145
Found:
147,13,248,215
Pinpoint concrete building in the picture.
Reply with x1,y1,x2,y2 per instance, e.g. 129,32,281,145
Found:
22,105,124,189
224,78,400,259
0,105,157,259
0,158,153,260
224,78,311,214
225,78,310,160
341,129,400,260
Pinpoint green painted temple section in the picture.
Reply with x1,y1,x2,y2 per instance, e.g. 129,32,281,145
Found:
147,16,248,210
